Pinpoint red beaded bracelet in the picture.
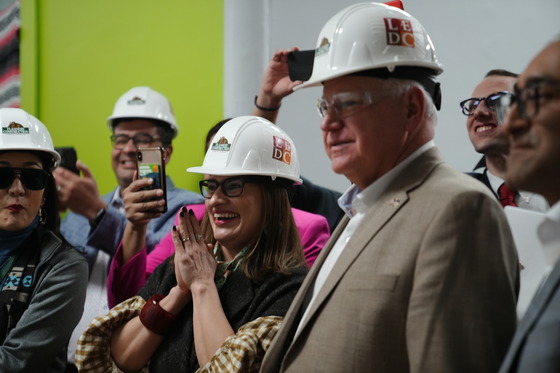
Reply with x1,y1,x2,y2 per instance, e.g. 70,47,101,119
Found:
139,294,177,335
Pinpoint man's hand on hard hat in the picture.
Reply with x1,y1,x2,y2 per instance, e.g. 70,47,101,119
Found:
253,47,303,119
53,160,106,219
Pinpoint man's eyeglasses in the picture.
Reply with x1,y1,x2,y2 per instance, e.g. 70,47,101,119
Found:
495,81,560,125
317,91,395,119
199,176,263,199
110,133,161,149
459,91,510,116
0,168,48,190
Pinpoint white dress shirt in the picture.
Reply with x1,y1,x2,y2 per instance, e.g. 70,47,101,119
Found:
295,141,435,337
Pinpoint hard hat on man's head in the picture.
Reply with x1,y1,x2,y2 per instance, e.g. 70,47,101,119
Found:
0,108,60,170
107,86,178,138
188,116,302,184
293,2,443,89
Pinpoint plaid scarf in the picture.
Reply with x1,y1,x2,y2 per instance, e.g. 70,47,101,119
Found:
214,243,250,290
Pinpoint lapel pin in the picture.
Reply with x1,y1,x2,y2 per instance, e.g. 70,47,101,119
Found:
389,197,400,208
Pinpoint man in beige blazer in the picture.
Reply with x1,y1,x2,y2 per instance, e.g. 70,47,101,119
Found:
260,3,518,372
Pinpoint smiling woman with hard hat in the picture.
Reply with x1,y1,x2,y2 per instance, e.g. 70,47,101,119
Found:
76,116,308,372
0,108,88,372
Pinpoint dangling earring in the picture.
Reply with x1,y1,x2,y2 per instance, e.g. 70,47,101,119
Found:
39,207,46,225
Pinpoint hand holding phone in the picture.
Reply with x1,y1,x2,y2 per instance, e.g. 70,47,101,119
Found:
136,147,168,213
55,147,79,174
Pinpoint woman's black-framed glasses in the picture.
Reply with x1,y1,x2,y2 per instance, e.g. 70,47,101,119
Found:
199,176,259,199
0,168,48,190
459,91,510,116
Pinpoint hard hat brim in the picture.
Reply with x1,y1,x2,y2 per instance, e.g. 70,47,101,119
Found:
295,61,443,91
187,166,302,185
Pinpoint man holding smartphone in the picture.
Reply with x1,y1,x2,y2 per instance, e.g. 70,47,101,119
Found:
53,86,204,370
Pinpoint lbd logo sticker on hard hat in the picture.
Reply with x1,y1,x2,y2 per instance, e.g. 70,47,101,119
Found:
315,37,331,57
2,121,29,134
272,136,291,165
383,18,414,48
127,96,146,105
211,136,231,152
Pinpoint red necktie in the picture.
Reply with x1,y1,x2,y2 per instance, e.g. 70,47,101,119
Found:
498,183,518,207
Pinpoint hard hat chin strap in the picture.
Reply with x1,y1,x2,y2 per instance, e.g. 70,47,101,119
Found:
351,67,442,111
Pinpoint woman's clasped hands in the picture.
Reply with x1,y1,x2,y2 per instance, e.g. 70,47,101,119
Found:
172,207,217,294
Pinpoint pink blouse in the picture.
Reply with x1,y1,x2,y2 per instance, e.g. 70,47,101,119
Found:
107,204,330,307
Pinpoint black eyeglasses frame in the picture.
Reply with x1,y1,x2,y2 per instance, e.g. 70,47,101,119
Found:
199,175,276,199
110,133,161,149
495,80,560,124
459,91,511,116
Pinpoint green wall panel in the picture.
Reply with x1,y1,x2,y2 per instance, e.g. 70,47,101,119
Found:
21,0,223,195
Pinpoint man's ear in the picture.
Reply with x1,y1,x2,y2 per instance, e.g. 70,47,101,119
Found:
164,144,173,165
404,85,425,130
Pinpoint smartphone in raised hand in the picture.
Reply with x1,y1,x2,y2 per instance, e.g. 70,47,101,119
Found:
55,146,79,174
287,50,315,82
136,147,167,213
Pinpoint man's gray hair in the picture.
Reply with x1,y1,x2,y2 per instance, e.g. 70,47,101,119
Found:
380,79,438,124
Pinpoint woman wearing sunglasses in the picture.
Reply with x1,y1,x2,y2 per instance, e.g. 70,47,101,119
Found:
0,108,88,372
77,116,308,372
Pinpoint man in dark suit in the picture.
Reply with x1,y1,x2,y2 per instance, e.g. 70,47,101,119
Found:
460,70,548,211
462,71,549,320
260,3,518,372
498,36,560,373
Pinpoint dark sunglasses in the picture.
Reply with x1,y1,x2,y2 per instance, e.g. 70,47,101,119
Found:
199,176,271,199
0,167,48,190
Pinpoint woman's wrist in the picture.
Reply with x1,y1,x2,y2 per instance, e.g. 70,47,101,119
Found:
129,222,148,235
139,294,177,335
190,280,216,299
160,286,191,314
121,223,148,263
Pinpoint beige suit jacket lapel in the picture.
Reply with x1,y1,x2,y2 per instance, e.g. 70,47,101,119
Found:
289,147,441,348
262,215,349,371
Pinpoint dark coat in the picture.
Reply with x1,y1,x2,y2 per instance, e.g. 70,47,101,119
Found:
138,258,307,372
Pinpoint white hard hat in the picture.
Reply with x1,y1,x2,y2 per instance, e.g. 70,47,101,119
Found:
188,116,302,184
107,86,178,138
297,2,443,90
0,108,60,169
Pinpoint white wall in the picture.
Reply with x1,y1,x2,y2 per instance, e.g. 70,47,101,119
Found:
225,0,560,192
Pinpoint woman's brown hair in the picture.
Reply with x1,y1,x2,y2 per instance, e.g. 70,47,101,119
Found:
200,178,306,281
